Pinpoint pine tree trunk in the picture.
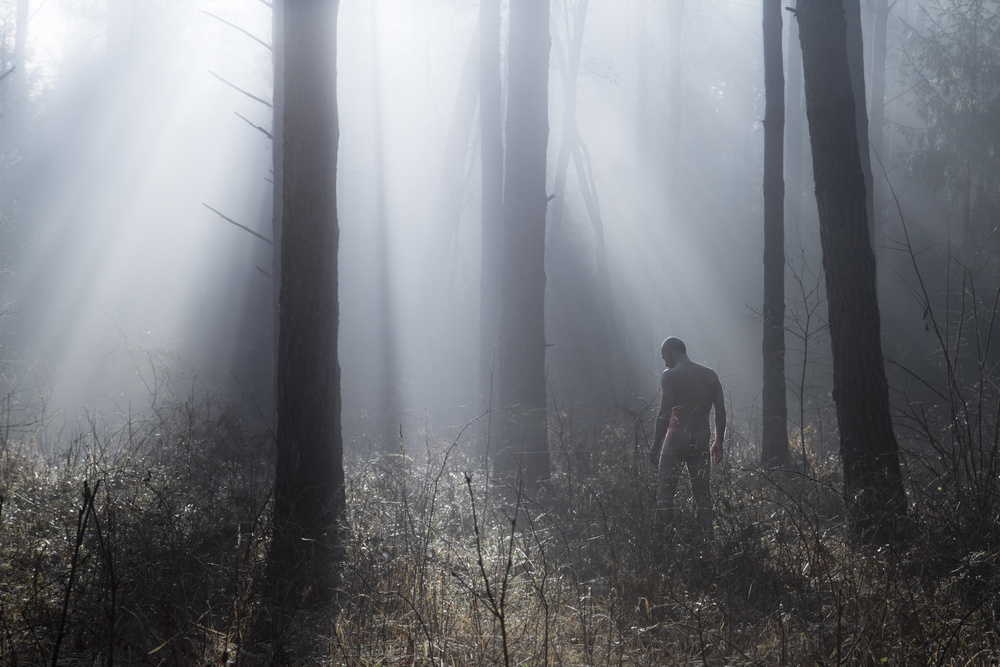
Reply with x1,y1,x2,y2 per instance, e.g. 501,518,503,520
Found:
762,0,788,468
844,0,876,248
497,0,551,491
479,0,503,425
796,0,906,541
869,0,889,245
370,0,400,450
269,0,344,605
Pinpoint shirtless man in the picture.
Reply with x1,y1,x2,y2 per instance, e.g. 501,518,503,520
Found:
648,337,726,537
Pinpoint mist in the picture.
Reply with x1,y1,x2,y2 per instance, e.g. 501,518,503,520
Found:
0,0,950,452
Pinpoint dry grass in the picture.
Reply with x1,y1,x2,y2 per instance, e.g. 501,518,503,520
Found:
1,391,999,665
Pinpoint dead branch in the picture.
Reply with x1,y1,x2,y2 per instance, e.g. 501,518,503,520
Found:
203,203,273,245
200,9,272,52
208,70,273,109
235,111,273,140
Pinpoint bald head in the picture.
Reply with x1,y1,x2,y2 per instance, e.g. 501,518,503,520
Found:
661,337,687,355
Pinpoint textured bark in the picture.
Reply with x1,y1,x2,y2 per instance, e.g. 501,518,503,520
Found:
269,0,344,605
762,0,788,468
785,8,805,230
271,0,284,409
496,0,551,490
479,0,503,420
796,0,906,540
844,0,876,248
869,0,889,245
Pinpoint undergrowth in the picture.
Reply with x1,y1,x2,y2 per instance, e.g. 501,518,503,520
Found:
1,390,999,665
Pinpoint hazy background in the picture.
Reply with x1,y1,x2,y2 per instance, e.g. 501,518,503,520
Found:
0,0,955,451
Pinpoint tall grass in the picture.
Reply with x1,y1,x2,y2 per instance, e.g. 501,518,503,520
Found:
2,380,999,664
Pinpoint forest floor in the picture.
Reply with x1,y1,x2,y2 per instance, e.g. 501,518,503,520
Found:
1,391,998,665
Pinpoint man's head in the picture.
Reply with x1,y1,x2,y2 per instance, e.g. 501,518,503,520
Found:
661,337,687,368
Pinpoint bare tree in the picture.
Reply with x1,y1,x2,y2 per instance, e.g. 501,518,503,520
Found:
795,0,906,540
496,0,551,491
480,0,503,428
761,0,789,468
269,0,344,604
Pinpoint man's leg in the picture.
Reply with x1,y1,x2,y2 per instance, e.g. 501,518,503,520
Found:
657,443,684,532
688,445,714,539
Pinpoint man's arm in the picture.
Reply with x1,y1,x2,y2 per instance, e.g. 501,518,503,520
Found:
710,376,726,464
650,371,674,465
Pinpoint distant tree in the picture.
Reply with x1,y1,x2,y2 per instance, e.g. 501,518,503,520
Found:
869,0,891,240
480,0,503,425
496,0,551,490
795,0,907,540
549,0,616,407
268,0,344,604
761,0,788,468
369,0,400,450
904,0,1000,257
666,0,685,204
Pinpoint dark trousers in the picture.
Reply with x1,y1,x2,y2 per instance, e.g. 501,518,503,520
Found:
656,432,713,534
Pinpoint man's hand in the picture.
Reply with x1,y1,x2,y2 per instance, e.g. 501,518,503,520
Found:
710,440,723,465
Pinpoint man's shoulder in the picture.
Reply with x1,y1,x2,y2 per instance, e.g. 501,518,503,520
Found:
694,362,722,383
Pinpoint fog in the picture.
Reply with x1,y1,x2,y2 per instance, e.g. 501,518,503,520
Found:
0,0,954,449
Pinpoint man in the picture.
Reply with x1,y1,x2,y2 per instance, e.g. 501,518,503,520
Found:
648,337,726,538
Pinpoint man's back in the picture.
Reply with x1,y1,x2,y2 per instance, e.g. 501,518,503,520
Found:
663,359,721,437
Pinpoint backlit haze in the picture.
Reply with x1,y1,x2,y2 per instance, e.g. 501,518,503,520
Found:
0,0,933,450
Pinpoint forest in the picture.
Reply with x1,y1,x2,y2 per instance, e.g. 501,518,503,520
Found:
1,0,999,664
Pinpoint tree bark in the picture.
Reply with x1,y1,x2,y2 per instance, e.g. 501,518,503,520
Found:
844,0,876,249
796,0,906,541
785,8,805,233
270,0,284,419
869,0,889,243
762,0,788,468
269,0,344,605
496,0,551,491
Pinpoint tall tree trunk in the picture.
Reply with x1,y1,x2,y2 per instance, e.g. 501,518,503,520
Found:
497,0,551,491
271,0,284,420
370,0,400,451
796,0,906,541
269,0,344,605
666,0,685,205
844,0,876,249
762,0,788,468
431,25,480,275
869,0,889,244
480,0,503,435
635,0,647,185
785,9,805,232
550,0,616,405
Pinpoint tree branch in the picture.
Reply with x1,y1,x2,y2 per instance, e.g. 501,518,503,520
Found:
0,66,15,83
200,9,272,52
235,111,273,140
208,70,273,108
203,203,273,245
